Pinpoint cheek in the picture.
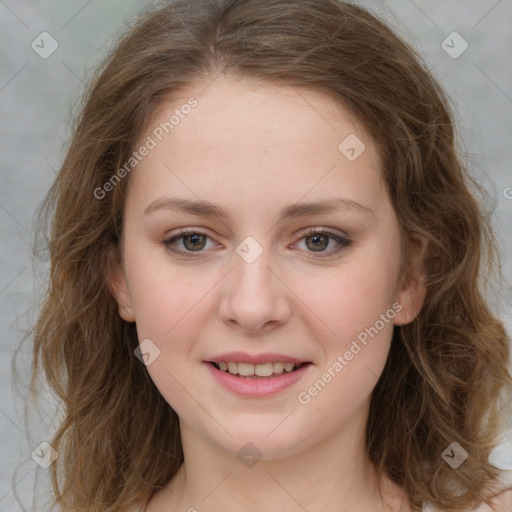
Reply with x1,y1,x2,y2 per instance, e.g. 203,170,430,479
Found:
124,239,208,335
126,256,209,417
294,268,397,424
291,245,400,402
125,247,222,400
297,251,400,344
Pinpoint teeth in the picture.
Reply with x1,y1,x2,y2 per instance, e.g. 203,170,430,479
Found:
215,361,302,377
283,362,295,372
254,362,273,377
273,362,284,373
238,362,260,376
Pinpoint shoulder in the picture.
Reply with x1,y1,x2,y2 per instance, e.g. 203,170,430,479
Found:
426,474,512,512
482,485,512,512
478,471,512,512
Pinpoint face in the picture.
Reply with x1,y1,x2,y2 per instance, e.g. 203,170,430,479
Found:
110,75,426,460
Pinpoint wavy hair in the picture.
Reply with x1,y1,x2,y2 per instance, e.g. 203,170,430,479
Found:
25,0,512,510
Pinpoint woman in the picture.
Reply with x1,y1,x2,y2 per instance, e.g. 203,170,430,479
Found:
29,1,512,510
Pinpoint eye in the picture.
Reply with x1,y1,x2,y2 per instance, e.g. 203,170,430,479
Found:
162,227,352,258
162,228,216,257
294,227,352,257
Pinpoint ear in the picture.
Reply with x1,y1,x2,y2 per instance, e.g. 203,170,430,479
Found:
393,233,428,326
106,244,135,323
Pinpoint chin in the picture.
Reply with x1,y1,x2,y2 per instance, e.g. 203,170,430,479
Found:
214,425,310,462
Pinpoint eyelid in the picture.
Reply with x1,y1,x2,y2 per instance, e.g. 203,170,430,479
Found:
292,227,352,258
162,226,352,258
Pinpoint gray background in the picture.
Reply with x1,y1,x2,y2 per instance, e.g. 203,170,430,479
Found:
1,0,511,510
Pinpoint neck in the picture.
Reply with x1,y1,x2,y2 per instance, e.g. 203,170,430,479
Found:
147,398,410,512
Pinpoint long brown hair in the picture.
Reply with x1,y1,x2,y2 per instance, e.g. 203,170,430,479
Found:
24,1,512,510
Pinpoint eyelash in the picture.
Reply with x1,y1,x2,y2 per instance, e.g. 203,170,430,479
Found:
161,227,352,259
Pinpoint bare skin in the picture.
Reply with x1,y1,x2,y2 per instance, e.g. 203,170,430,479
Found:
111,75,428,512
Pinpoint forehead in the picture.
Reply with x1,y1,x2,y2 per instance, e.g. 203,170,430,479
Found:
147,76,372,157
126,76,386,218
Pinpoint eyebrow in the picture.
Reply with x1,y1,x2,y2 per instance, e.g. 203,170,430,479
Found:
144,196,373,222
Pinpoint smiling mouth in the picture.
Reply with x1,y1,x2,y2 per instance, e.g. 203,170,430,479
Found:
208,361,310,379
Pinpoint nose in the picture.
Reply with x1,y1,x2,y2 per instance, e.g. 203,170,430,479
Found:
218,247,291,336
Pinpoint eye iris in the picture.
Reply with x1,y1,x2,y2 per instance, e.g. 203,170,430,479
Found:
183,234,206,251
176,232,338,253
306,233,328,251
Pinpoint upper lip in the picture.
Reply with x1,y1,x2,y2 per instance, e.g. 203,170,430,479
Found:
205,351,310,365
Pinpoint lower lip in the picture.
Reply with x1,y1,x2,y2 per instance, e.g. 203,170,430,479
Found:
204,362,312,398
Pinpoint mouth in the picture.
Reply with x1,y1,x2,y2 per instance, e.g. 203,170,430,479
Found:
206,361,311,379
